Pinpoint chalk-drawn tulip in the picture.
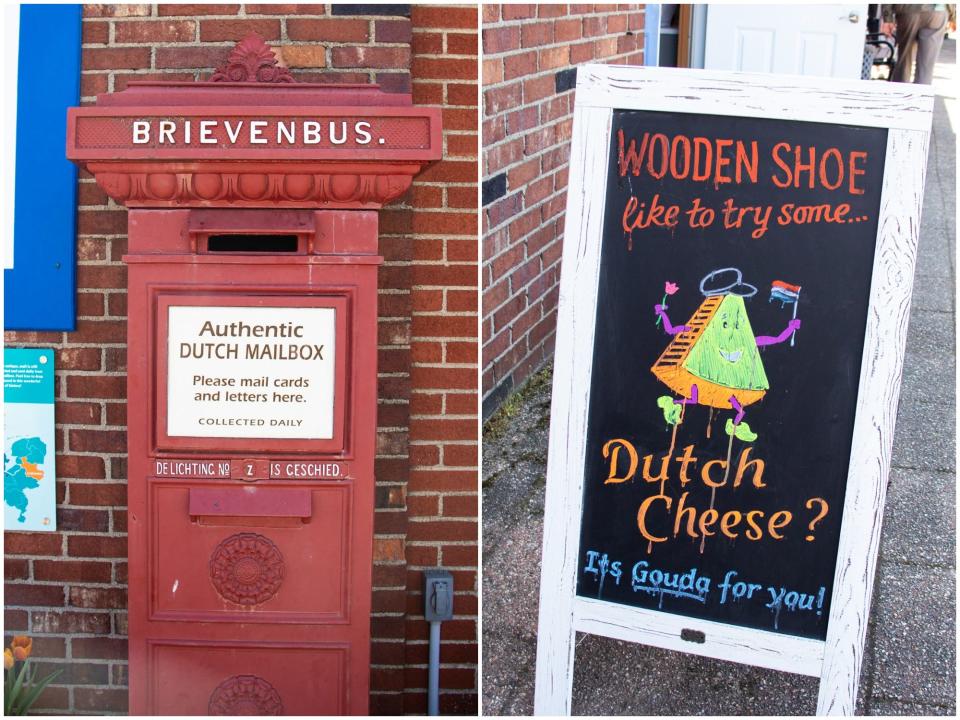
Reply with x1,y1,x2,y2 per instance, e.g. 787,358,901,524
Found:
656,281,680,327
10,636,32,661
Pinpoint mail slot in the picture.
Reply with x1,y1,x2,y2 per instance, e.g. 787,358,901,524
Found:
66,35,441,715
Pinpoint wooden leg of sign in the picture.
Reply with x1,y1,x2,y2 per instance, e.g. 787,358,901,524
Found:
533,102,613,716
533,608,576,714
815,127,927,716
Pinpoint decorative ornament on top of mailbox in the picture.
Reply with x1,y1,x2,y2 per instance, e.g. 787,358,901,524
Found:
66,34,442,716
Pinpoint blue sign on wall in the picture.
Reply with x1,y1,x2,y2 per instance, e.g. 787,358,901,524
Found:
4,5,82,331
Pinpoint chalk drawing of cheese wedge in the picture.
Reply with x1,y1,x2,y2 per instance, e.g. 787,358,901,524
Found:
652,292,769,409
653,268,801,442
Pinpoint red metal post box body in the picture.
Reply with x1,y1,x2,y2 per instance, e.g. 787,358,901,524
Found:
125,209,380,714
66,37,441,715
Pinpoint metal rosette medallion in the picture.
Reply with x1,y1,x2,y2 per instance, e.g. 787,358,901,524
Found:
209,532,285,605
208,675,283,715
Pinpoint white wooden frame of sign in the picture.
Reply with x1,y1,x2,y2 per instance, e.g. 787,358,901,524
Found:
534,65,933,716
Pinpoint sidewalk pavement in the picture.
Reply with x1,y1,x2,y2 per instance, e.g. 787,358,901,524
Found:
481,40,956,716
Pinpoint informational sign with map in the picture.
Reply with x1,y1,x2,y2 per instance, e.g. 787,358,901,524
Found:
4,348,56,531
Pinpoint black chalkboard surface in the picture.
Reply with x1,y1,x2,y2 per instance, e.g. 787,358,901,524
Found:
575,109,888,640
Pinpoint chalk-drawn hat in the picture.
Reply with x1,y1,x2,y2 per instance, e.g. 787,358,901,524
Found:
699,267,757,298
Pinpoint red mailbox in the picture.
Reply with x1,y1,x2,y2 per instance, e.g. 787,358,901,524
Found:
66,36,441,715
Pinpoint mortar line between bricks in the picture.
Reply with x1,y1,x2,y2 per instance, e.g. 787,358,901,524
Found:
482,138,572,188
410,310,476,316
483,16,646,51
481,41,642,93
484,330,558,380
484,52,640,97
483,208,568,277
410,415,478,422
482,271,561,337
483,322,558,363
413,47,479,55
484,11,644,32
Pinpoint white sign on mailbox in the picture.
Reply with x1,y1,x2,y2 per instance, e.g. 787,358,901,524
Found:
166,305,336,439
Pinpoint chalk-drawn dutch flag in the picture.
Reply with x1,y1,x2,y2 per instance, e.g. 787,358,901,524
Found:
769,280,802,346
769,280,801,307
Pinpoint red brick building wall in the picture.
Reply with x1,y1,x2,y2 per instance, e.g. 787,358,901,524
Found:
3,3,477,714
480,4,645,417
395,4,479,714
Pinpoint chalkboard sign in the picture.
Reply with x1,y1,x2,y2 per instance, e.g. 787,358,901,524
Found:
535,66,933,716
576,108,887,640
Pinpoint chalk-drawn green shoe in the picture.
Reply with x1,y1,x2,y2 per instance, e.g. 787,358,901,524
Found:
657,395,682,426
725,418,758,442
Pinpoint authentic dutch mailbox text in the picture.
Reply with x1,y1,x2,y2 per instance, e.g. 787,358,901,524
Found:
168,306,336,440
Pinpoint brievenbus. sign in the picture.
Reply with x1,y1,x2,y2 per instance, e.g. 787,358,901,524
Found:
534,65,933,716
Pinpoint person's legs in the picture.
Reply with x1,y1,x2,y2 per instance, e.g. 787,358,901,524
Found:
892,11,923,82
913,10,948,84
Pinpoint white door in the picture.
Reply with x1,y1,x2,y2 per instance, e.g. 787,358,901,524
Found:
704,4,867,78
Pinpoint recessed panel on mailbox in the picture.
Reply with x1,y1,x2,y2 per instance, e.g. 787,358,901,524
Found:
149,480,351,623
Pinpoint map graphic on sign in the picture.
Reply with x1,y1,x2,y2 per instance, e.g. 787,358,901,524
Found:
4,348,56,531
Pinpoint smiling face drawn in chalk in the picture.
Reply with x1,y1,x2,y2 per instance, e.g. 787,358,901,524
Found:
684,295,769,393
716,303,745,363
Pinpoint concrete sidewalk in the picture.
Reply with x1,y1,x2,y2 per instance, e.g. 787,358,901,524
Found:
481,40,956,716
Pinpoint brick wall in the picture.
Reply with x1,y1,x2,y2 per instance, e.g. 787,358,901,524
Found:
4,3,477,714
383,4,479,714
480,4,645,417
